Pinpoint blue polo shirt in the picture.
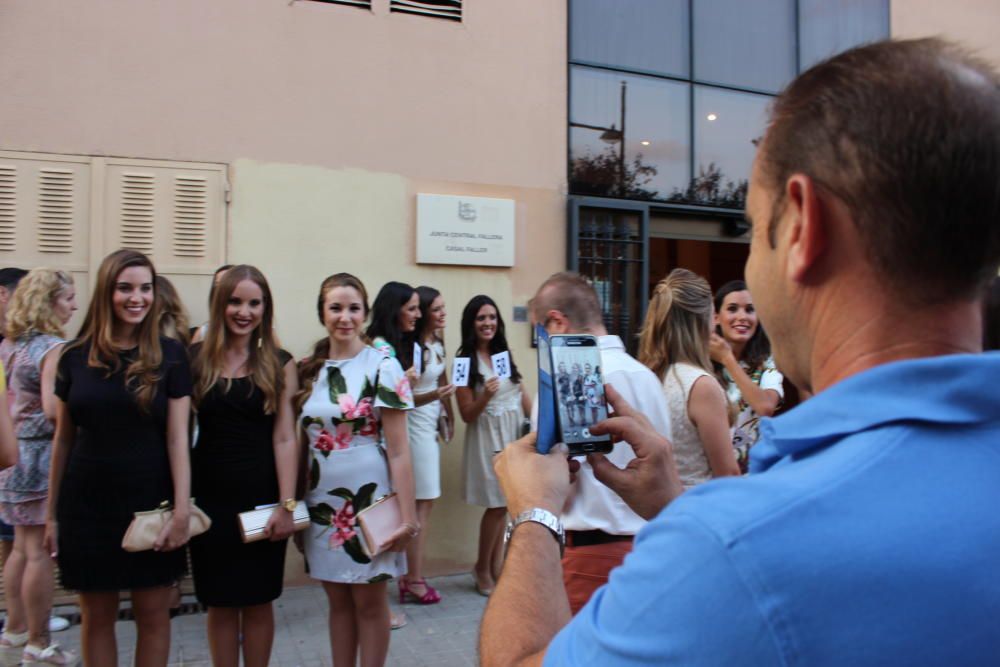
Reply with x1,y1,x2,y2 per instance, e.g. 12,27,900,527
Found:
544,353,1000,666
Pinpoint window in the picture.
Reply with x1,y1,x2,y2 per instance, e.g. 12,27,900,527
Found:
568,0,890,210
570,0,688,78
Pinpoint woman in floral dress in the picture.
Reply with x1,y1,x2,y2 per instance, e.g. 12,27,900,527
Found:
709,280,784,471
295,273,417,667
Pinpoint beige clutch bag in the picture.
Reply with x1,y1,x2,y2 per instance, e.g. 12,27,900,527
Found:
237,502,309,543
121,500,212,552
356,494,403,558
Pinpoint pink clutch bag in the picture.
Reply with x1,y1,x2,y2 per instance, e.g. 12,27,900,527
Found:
356,493,402,558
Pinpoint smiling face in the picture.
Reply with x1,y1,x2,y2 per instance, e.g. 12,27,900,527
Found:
473,304,498,345
428,295,447,331
225,279,265,339
112,266,154,327
324,285,367,344
398,292,421,333
52,283,78,326
717,290,759,345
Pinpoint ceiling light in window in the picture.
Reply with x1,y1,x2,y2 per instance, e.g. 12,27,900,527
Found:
706,113,718,121
640,140,651,146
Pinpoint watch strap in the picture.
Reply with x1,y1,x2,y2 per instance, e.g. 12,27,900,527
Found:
504,508,565,556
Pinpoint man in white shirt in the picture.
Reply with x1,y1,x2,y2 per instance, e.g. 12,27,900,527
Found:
531,272,672,613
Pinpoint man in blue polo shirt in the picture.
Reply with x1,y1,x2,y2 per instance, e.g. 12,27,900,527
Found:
480,38,1000,666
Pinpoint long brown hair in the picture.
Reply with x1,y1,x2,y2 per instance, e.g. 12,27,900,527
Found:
68,249,162,412
191,265,285,414
294,273,370,413
154,275,191,348
638,268,714,380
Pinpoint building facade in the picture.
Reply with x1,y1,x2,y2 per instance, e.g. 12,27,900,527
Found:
1,0,997,574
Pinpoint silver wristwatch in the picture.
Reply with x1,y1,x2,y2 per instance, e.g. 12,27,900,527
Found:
504,508,565,556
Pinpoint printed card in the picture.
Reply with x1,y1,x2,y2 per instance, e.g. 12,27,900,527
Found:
413,342,423,375
491,351,512,379
452,357,471,387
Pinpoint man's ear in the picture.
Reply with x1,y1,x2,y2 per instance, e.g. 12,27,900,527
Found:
783,174,828,284
547,310,571,335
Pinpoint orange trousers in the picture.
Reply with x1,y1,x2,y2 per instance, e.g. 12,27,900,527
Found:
561,538,634,615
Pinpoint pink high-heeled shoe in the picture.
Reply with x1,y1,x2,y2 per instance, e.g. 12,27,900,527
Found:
398,577,442,604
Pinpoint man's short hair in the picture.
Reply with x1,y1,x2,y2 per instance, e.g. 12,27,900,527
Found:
760,38,1000,303
533,272,604,331
0,268,28,290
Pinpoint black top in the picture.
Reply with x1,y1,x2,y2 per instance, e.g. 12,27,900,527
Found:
54,337,192,591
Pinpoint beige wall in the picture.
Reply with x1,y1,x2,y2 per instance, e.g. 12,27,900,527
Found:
1,0,568,572
891,0,1000,67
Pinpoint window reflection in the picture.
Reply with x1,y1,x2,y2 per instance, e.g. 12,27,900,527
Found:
799,0,890,70
570,0,689,77
684,86,770,208
570,66,689,200
693,0,796,93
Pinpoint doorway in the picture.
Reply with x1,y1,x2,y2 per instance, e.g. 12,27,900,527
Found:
648,236,749,292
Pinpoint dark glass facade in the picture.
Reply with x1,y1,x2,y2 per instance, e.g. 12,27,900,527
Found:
569,0,890,210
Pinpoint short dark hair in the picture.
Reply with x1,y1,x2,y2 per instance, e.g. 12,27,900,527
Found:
0,268,28,290
532,272,604,331
984,276,1000,352
760,38,1000,303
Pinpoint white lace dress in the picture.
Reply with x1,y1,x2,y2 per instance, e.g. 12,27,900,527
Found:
407,340,446,500
661,363,714,490
462,355,523,508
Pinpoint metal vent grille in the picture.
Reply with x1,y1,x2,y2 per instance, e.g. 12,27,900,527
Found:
0,166,14,252
390,0,461,21
38,168,74,253
120,172,155,253
173,175,207,258
307,0,372,9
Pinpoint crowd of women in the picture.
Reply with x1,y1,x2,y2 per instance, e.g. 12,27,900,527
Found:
0,248,846,667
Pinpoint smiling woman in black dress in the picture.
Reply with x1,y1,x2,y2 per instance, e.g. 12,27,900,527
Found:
47,249,193,667
189,265,299,667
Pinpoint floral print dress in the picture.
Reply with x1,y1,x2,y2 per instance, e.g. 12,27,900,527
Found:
301,345,414,584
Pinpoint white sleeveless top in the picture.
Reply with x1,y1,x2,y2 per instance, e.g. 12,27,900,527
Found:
661,362,714,489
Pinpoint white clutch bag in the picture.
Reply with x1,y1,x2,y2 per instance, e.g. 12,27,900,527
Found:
237,501,310,543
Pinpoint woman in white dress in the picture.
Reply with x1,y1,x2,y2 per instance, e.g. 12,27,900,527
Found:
398,286,455,605
295,273,418,667
709,280,784,471
456,295,530,596
638,269,740,490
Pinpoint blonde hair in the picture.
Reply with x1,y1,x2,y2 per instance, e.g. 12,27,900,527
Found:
638,268,714,380
67,249,162,412
5,268,74,341
191,265,285,414
155,275,191,348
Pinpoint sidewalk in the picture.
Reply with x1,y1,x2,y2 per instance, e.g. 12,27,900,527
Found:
52,574,487,666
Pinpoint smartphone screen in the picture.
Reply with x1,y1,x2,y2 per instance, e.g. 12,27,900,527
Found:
549,334,613,456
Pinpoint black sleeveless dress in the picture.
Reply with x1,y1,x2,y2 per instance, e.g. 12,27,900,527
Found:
189,349,292,607
54,338,191,591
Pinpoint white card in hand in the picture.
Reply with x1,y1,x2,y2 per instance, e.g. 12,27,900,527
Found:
413,342,422,375
491,351,511,379
452,357,470,387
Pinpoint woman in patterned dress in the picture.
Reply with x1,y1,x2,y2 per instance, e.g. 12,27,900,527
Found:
0,268,78,666
709,280,784,470
296,273,418,667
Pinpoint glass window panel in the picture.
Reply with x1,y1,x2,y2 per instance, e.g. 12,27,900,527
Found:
570,66,690,201
570,0,689,77
691,86,770,208
693,0,796,93
799,0,890,70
